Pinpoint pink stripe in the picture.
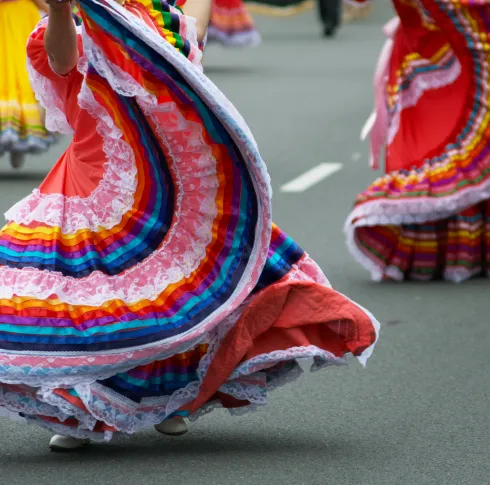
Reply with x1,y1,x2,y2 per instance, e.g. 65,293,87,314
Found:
369,16,400,170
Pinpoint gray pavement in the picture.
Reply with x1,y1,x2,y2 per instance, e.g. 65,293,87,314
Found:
1,4,489,485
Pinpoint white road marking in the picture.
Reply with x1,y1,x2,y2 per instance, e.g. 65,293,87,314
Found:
280,163,343,193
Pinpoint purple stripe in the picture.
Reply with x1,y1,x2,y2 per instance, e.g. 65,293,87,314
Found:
128,366,199,380
0,314,116,328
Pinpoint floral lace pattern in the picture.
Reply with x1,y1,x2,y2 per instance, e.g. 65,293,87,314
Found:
4,85,138,234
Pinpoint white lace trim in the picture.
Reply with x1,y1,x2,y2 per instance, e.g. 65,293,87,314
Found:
0,386,64,422
4,84,138,234
26,415,114,442
13,21,137,233
0,251,381,436
39,388,98,431
0,131,54,154
0,346,359,438
344,176,490,282
207,25,262,47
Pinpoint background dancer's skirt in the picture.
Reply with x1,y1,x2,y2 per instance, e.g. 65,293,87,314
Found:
245,0,314,16
343,0,372,22
346,1,490,282
208,0,262,46
0,0,379,440
0,0,54,155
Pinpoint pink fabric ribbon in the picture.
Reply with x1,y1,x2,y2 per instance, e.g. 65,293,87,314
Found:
362,16,400,170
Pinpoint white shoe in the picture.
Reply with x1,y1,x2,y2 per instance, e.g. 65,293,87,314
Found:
49,434,91,451
154,416,188,436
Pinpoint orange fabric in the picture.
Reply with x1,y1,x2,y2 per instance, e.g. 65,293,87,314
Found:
26,26,106,197
188,281,376,413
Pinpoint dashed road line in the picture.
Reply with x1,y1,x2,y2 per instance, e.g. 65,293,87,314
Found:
280,163,343,193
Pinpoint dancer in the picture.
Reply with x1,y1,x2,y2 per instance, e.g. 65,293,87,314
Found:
0,0,55,168
343,0,372,23
208,0,261,47
345,1,490,282
0,0,379,451
318,0,341,37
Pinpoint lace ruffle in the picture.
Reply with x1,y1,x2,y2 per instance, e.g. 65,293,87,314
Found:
26,415,114,442
0,347,352,437
0,254,380,437
4,84,137,234
344,176,490,282
1,35,221,308
3,9,271,314
207,26,262,47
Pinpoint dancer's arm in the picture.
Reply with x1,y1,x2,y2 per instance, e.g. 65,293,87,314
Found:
182,0,212,43
44,0,79,76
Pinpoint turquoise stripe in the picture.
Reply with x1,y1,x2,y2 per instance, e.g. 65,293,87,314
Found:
0,181,251,337
0,191,254,339
0,111,166,268
268,240,295,266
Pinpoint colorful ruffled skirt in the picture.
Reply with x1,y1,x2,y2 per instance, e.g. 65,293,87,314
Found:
0,0,54,156
345,1,490,282
245,0,314,16
208,0,261,46
0,0,379,440
343,0,372,22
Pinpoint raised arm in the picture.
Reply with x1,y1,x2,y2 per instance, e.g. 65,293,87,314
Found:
181,0,212,43
44,0,79,76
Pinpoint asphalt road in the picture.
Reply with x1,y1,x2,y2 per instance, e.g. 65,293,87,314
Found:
1,4,489,485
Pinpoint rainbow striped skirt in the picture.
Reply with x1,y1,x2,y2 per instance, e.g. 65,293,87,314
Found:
346,1,490,282
0,0,379,440
208,0,261,47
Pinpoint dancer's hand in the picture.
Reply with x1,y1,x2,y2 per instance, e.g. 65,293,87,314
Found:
45,0,72,11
